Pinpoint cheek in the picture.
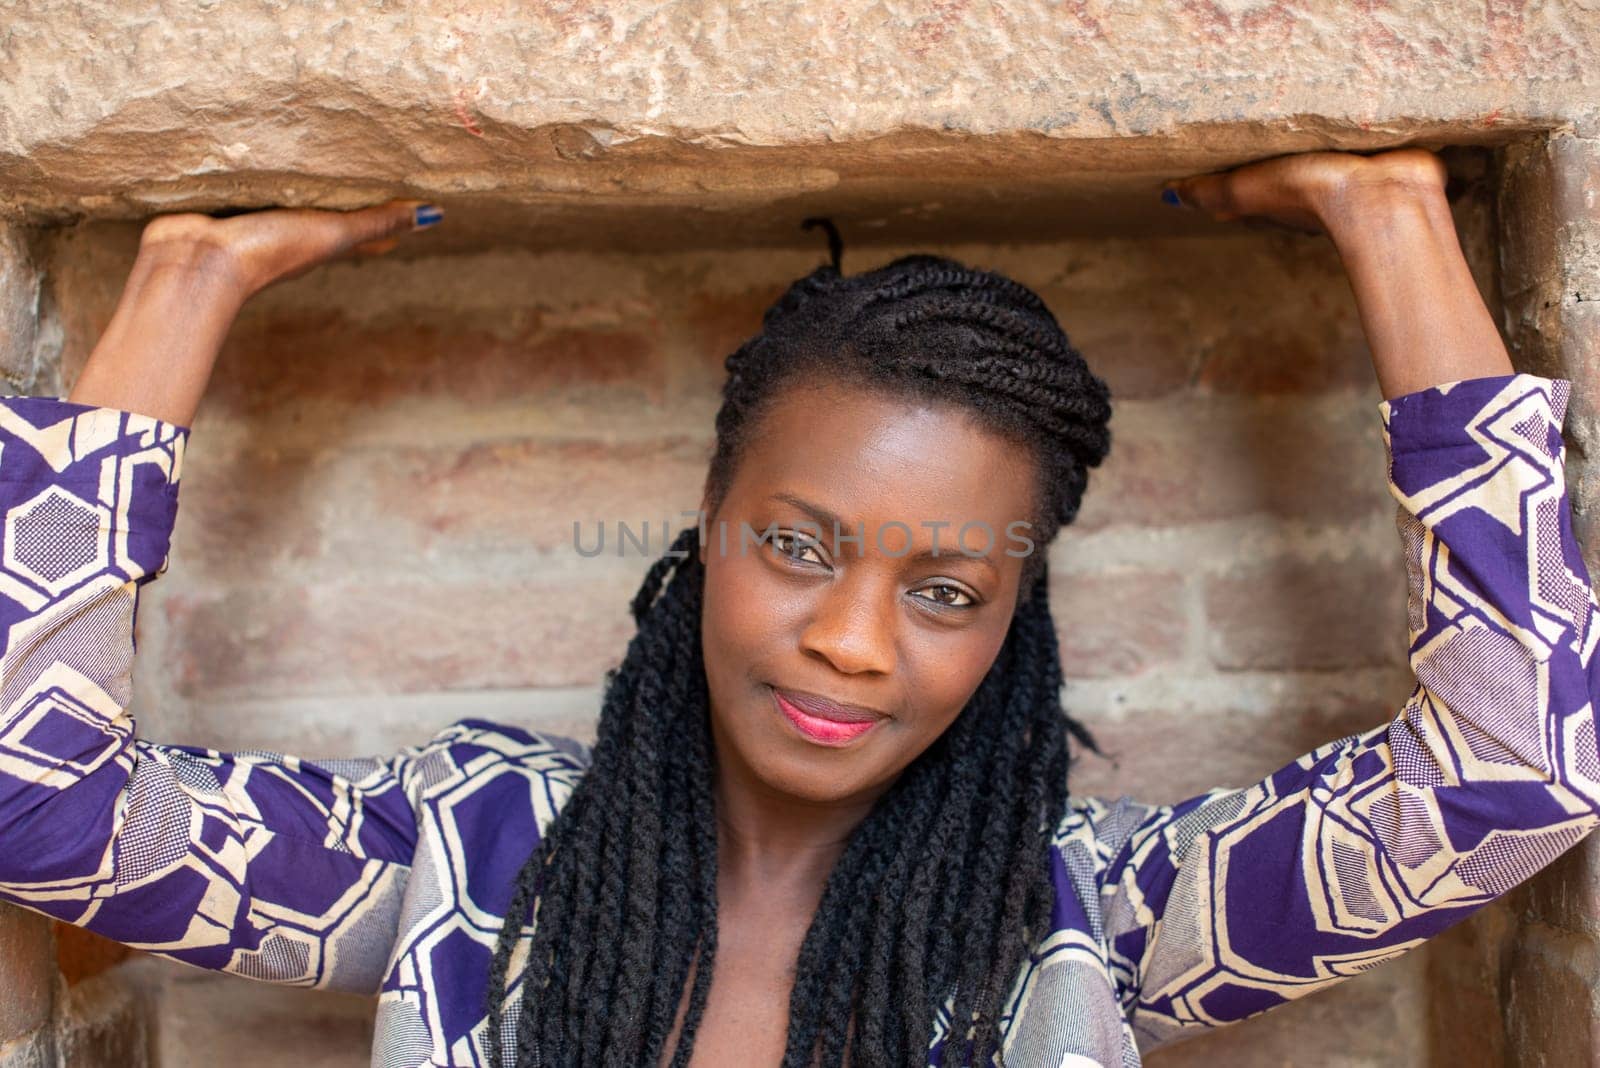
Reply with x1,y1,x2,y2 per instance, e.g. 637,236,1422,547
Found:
908,628,1009,735
700,549,797,687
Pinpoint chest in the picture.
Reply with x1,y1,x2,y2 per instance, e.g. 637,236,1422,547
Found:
659,909,818,1068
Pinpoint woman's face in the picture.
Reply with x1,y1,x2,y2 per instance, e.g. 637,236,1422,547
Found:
699,380,1039,806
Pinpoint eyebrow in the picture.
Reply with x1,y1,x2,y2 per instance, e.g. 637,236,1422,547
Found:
766,492,1000,576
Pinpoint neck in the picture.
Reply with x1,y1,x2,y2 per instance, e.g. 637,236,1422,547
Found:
710,721,886,890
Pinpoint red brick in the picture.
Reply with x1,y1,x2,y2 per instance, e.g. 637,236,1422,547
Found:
684,284,789,377
1067,700,1390,805
1049,568,1187,678
203,313,664,419
349,436,711,556
1056,313,1196,404
1074,396,1392,531
1202,552,1408,671
170,435,714,583
1196,322,1372,395
172,447,331,576
161,565,653,701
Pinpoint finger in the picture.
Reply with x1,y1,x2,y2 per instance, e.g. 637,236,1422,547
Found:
336,199,441,249
296,200,439,263
351,237,402,257
1165,173,1236,216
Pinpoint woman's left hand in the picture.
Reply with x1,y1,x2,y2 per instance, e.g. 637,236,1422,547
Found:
1162,147,1448,235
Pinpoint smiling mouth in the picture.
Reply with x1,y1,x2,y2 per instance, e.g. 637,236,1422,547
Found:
770,687,885,747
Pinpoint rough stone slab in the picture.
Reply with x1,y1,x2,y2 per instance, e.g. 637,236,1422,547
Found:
52,969,149,1068
0,3,1596,248
0,907,53,1046
1496,135,1600,574
123,957,372,1068
0,1028,52,1068
0,225,40,391
1505,922,1600,1067
1551,135,1600,285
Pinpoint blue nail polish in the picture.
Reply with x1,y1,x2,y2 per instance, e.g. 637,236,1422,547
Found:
1160,188,1183,208
413,204,444,229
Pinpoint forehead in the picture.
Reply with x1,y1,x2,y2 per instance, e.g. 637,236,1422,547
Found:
726,382,1037,529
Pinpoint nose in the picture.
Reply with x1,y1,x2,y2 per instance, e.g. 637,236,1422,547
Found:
799,578,897,676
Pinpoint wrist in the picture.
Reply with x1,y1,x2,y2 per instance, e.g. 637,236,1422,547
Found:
134,229,255,306
1314,169,1452,249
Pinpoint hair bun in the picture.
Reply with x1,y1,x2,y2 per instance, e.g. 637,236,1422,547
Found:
800,216,845,272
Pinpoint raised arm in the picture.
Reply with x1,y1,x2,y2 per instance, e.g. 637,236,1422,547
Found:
69,199,438,424
1165,146,1513,398
1049,150,1600,1052
0,200,448,992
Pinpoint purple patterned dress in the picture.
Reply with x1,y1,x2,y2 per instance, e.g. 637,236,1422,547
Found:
0,373,1596,1067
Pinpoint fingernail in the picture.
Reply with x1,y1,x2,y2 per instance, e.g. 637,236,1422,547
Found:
412,204,444,230
1160,187,1185,208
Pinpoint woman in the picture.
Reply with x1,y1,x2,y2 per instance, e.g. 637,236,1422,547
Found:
0,146,1595,1067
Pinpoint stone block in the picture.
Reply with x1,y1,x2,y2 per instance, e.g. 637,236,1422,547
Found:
0,907,53,1046
1422,897,1515,1067
127,958,371,1068
1145,947,1427,1068
1550,135,1600,285
1,4,1598,254
53,969,149,1068
0,225,40,391
0,1028,52,1068
1504,923,1600,1067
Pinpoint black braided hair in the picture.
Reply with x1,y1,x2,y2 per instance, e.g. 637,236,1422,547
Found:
486,221,1113,1067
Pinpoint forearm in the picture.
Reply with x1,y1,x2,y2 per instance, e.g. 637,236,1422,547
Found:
1321,184,1514,401
66,242,249,427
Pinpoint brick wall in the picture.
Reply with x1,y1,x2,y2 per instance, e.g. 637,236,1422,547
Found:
11,178,1505,1064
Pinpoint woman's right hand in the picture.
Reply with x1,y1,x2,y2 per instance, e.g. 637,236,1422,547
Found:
67,199,442,426
140,198,440,299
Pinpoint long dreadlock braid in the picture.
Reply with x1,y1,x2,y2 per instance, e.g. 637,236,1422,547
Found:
487,225,1113,1067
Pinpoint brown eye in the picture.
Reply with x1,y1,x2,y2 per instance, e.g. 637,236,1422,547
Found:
913,584,974,608
770,530,826,566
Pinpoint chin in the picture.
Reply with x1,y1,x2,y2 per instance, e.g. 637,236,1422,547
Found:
753,749,884,805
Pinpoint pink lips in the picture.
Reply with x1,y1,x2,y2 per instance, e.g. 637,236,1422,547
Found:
772,688,885,746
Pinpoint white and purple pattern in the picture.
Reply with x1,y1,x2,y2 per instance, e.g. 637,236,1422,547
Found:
0,375,1596,1067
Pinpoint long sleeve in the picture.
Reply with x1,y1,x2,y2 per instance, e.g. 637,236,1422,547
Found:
1092,373,1600,1052
0,396,422,994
